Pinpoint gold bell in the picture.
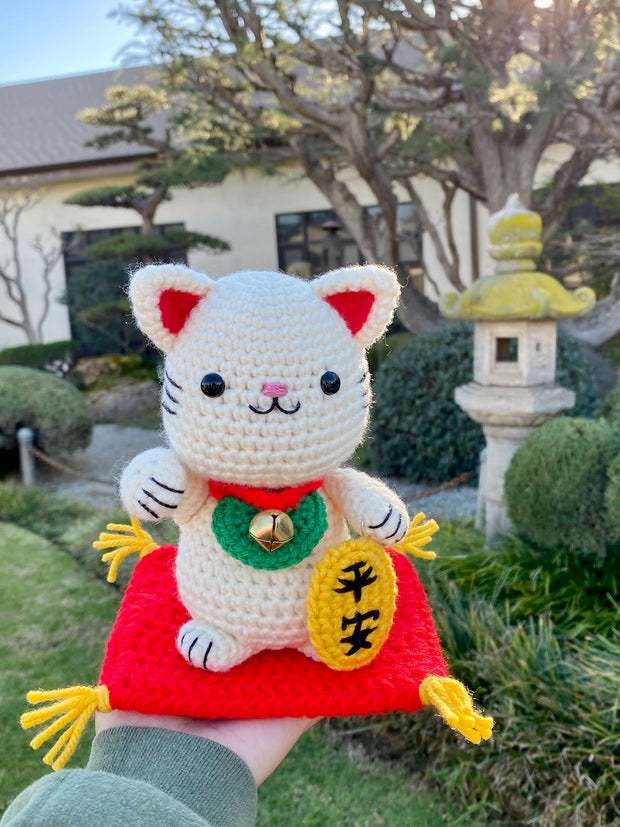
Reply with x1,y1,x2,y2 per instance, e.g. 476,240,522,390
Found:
249,509,295,552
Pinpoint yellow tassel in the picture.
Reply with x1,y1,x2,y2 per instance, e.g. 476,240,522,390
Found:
419,675,494,744
393,512,439,560
21,685,111,771
93,516,158,583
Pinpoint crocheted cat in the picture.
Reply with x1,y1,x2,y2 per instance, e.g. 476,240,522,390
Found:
119,263,409,672
22,263,494,770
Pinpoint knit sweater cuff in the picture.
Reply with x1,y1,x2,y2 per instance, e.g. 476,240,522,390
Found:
87,726,257,827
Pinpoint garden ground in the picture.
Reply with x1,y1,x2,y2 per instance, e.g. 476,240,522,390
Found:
0,519,478,826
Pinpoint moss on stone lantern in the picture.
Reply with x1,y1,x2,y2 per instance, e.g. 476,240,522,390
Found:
440,193,595,321
439,194,595,544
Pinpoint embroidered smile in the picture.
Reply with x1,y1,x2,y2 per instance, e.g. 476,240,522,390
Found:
249,398,301,415
250,381,300,415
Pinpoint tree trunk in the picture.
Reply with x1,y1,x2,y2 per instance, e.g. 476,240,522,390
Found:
396,283,450,333
560,274,620,348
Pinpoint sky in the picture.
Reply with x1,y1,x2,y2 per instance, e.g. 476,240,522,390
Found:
0,0,143,86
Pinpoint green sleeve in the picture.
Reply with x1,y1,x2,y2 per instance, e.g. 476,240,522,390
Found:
1,726,257,827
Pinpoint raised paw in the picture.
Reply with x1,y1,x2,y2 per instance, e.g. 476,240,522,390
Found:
177,620,252,672
365,502,409,545
120,448,186,522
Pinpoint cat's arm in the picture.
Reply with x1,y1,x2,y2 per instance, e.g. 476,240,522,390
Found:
323,467,409,545
119,447,208,524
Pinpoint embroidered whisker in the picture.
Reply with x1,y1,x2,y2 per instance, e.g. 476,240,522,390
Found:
165,370,183,390
164,385,180,404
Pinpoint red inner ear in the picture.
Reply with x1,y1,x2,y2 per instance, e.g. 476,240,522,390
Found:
323,290,375,336
159,289,202,335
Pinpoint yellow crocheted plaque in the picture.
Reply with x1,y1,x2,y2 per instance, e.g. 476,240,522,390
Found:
307,538,397,670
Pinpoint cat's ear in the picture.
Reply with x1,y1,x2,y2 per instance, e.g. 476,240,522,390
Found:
312,265,400,348
129,264,214,352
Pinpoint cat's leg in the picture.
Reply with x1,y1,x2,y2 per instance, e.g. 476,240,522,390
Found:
297,640,321,662
177,620,254,672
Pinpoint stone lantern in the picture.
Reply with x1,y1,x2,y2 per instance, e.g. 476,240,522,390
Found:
440,194,596,544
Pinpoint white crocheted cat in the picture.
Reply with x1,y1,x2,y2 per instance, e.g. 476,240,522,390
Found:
120,264,409,672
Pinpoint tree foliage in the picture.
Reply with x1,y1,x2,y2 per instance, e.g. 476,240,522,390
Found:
120,0,620,337
65,83,230,262
84,227,229,261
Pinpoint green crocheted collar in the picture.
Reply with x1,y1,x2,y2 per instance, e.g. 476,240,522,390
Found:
211,491,328,571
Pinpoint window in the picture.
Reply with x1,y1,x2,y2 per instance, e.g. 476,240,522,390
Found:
275,209,359,277
495,337,519,363
275,204,422,286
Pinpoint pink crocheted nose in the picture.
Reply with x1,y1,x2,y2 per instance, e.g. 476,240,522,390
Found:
261,382,288,398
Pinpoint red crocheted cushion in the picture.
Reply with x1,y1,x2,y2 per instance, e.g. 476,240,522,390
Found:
99,546,448,719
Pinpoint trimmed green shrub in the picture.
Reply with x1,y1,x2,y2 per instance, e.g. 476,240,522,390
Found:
368,323,480,482
0,340,80,377
367,331,414,375
368,323,599,483
600,382,620,423
555,331,601,417
0,366,92,455
604,452,620,538
505,416,620,555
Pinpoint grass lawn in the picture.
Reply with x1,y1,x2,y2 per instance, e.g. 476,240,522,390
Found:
0,518,478,825
0,521,119,811
258,724,473,827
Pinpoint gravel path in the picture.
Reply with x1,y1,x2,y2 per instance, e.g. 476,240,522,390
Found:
384,476,478,523
34,424,164,511
32,425,478,521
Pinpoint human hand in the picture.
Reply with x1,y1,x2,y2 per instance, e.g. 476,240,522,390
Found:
95,710,319,785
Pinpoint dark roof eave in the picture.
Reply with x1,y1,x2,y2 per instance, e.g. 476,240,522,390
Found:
0,151,156,181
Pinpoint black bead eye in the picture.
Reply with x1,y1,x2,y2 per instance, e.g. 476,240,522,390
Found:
201,373,225,398
320,371,341,395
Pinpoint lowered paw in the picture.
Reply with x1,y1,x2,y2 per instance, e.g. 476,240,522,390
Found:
177,620,252,672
